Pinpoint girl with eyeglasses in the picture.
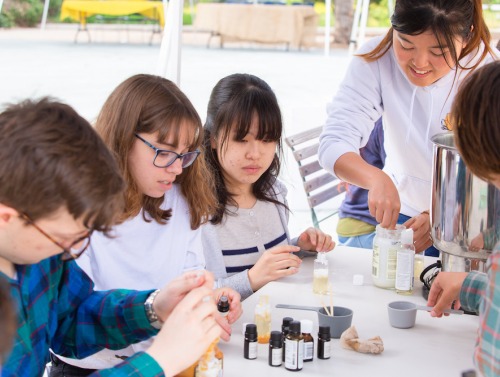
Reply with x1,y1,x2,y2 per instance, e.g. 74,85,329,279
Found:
319,0,498,256
49,74,241,376
202,73,335,300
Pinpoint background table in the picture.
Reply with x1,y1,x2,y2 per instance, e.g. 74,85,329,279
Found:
194,3,317,48
60,0,165,28
219,246,479,376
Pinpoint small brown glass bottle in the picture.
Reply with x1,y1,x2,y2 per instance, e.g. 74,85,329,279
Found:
217,296,229,317
285,320,303,371
281,317,293,362
317,326,331,360
268,331,283,367
300,319,314,362
244,324,258,360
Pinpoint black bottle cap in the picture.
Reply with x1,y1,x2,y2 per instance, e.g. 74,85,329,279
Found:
270,331,282,346
217,296,229,313
282,317,293,326
289,320,301,335
318,326,331,339
245,323,258,335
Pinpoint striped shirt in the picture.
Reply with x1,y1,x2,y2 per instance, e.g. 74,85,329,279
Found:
218,200,287,275
460,242,500,377
1,256,163,377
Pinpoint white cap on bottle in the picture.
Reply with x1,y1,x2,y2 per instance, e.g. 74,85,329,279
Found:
401,228,414,245
300,319,313,334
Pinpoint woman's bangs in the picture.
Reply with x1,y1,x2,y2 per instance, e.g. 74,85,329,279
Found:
255,101,282,142
156,114,201,150
391,8,431,36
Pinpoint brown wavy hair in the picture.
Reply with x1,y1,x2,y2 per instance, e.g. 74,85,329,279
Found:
95,74,216,229
360,0,494,71
0,98,125,232
204,73,285,225
453,61,500,181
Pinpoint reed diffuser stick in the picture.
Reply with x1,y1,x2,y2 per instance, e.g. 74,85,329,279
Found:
321,296,332,316
329,283,334,316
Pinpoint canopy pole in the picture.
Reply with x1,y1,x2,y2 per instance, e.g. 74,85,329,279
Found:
41,0,50,29
323,0,332,56
157,0,184,85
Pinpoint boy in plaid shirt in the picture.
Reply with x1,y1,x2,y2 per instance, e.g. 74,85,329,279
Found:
0,98,226,377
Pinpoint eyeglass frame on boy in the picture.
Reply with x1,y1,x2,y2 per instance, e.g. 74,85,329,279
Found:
19,213,93,261
134,133,200,168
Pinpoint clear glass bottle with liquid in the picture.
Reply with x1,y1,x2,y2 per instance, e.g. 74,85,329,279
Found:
254,295,271,344
313,252,329,294
372,224,405,289
414,250,425,284
395,228,415,295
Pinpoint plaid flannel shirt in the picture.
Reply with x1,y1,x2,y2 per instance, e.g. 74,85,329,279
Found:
1,255,163,377
460,243,500,377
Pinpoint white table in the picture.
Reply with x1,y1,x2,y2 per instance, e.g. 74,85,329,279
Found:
219,246,478,376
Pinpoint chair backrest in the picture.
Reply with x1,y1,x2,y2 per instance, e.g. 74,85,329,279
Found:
285,126,346,229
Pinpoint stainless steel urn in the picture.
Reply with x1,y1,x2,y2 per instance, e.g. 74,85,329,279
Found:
430,133,499,272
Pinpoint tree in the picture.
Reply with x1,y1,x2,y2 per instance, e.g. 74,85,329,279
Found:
333,0,355,45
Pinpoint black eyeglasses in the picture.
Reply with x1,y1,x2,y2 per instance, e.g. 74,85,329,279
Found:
134,134,200,169
20,213,93,262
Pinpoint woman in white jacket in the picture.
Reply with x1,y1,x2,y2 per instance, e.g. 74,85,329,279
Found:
319,0,498,255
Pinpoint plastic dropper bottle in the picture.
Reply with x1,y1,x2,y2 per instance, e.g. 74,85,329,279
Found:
395,228,415,295
313,252,329,294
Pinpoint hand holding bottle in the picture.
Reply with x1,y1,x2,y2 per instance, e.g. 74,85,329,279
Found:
297,227,335,252
367,171,401,229
153,270,215,322
402,212,433,253
146,285,221,376
248,244,301,291
213,287,242,341
333,152,400,229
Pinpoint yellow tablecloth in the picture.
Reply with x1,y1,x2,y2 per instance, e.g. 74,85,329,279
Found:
194,3,317,48
61,0,164,27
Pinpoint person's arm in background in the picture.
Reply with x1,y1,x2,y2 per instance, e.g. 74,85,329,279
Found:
318,45,399,230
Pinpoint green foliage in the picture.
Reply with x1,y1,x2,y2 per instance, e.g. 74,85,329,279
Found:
0,12,14,28
1,0,43,27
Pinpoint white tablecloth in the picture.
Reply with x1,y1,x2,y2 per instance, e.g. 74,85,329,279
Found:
219,246,478,376
194,3,317,48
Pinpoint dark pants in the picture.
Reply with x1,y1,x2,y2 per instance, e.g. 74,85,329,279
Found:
397,213,440,257
49,354,96,377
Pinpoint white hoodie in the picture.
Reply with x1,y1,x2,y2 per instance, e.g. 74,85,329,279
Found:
319,35,498,217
